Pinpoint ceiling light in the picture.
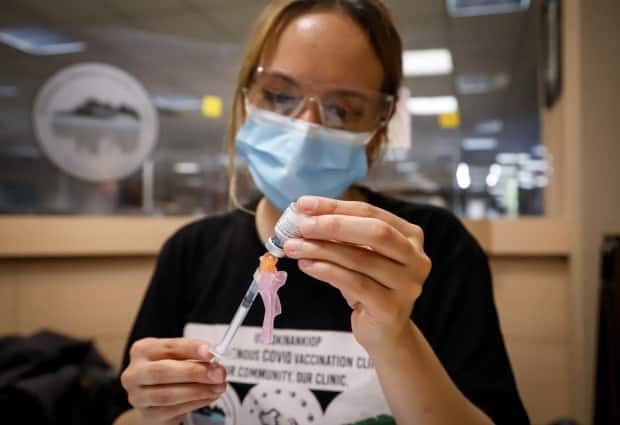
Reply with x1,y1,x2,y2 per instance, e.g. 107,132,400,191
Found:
174,162,201,174
462,137,498,151
447,0,530,17
496,152,519,164
456,162,471,189
153,95,201,112
476,119,504,134
0,27,85,55
402,49,453,77
456,73,510,95
407,96,458,115
486,163,501,187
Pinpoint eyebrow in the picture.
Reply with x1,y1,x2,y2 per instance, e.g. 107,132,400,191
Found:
264,69,371,100
327,89,369,101
266,71,301,87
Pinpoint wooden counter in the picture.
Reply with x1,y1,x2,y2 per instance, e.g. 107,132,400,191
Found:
0,216,570,258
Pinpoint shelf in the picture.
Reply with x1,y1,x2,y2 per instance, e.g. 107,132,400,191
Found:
0,216,195,258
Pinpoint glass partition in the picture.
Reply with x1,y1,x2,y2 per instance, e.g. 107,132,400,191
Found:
0,0,547,218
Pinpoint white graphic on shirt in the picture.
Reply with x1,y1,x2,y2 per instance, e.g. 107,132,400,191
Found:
183,324,391,425
239,382,321,425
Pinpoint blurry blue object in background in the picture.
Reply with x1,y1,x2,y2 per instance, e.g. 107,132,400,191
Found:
447,0,530,17
0,26,85,55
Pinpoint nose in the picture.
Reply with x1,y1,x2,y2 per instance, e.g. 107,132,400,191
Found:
294,97,323,125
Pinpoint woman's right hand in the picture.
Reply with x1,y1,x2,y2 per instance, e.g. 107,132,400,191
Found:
120,337,228,425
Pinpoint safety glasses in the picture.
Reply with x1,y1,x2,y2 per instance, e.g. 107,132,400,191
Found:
244,66,394,133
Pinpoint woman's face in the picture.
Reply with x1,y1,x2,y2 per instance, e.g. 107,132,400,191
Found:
261,10,385,132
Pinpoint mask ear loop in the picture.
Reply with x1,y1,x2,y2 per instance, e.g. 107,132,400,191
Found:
365,129,386,168
370,93,398,165
367,93,396,167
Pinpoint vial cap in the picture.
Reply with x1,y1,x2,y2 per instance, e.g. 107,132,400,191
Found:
265,237,285,258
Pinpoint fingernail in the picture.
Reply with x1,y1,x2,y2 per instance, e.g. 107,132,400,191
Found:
198,344,210,359
208,368,224,382
213,384,227,393
299,259,315,270
298,197,317,212
284,238,303,254
300,218,316,235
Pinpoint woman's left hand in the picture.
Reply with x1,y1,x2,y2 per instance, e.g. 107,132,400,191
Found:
283,195,432,355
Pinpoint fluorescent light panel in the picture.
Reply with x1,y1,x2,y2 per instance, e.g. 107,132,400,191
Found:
476,119,504,134
0,27,85,55
407,96,458,115
174,162,201,174
456,162,471,189
447,0,531,17
486,163,501,187
456,73,510,95
153,95,201,112
462,137,498,151
402,49,453,77
496,152,531,165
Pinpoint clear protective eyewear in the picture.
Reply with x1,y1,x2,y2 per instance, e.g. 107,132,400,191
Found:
243,66,395,133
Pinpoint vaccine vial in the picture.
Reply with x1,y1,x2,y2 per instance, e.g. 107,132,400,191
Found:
265,202,306,257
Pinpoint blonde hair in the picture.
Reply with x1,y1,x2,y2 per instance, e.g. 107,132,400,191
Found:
227,0,403,211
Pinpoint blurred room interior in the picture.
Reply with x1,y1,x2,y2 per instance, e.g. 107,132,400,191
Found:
0,0,619,424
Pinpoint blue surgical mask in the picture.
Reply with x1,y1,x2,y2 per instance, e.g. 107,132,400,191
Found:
236,105,372,211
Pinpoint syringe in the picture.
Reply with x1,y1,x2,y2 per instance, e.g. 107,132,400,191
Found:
210,203,306,360
211,267,262,360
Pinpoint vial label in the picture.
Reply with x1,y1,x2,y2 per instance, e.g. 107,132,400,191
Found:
274,204,305,242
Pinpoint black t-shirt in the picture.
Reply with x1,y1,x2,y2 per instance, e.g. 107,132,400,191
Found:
119,188,529,425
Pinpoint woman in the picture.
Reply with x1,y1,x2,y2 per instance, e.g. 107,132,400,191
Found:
115,1,529,424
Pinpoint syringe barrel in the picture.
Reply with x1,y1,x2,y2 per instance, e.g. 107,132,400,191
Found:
241,275,260,308
213,274,260,358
